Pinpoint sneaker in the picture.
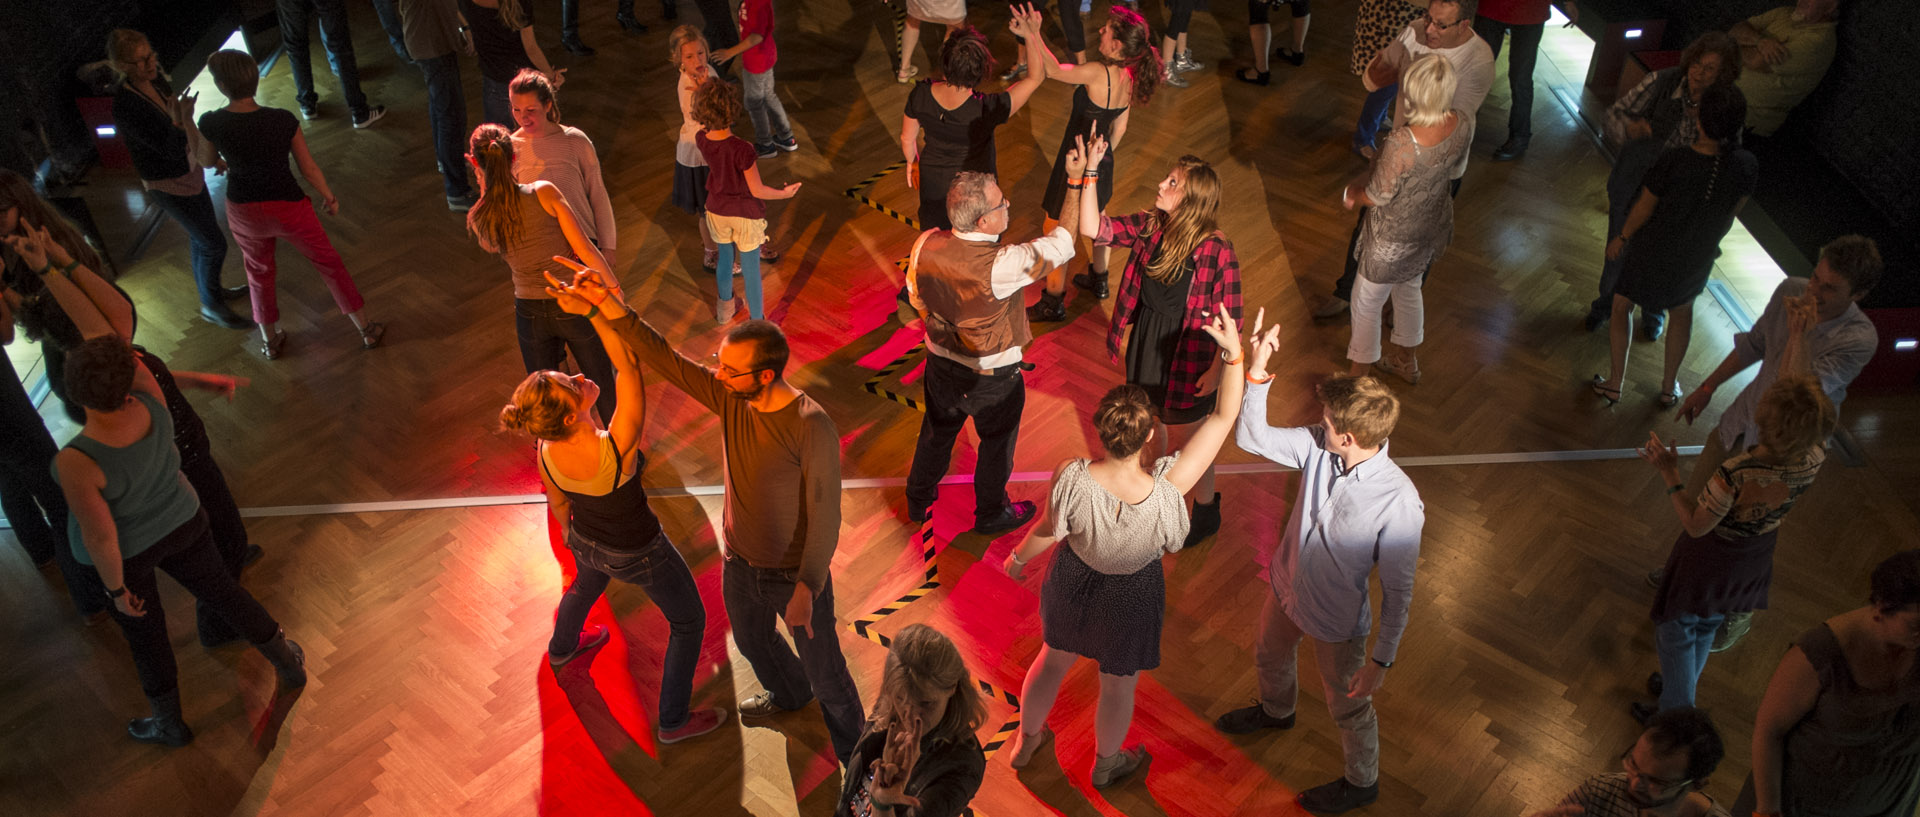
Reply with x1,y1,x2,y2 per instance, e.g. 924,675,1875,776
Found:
1710,611,1754,653
1000,63,1028,82
1311,295,1350,320
658,707,727,744
352,105,388,129
1091,745,1150,788
299,104,319,120
549,625,610,668
738,691,798,719
1173,50,1202,73
1297,778,1379,814
1214,703,1296,735
773,136,799,153
447,193,479,211
754,143,778,159
1161,66,1189,88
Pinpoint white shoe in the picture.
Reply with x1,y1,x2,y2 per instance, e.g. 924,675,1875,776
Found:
1174,51,1202,73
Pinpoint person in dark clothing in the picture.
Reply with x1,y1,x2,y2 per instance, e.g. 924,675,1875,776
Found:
836,624,988,817
275,0,389,126
398,0,481,209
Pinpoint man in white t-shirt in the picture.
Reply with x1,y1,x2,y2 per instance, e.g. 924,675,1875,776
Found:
1315,0,1495,320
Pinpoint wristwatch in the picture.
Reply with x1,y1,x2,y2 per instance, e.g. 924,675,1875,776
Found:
1372,658,1393,669
107,586,129,599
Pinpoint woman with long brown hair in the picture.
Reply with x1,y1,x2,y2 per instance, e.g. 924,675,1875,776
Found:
508,69,613,257
834,624,988,816
1021,2,1162,322
1072,136,1241,547
466,123,618,420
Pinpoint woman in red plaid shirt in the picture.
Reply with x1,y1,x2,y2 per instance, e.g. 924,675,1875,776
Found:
1072,135,1243,547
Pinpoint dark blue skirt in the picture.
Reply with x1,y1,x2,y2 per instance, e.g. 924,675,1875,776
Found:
1041,542,1164,676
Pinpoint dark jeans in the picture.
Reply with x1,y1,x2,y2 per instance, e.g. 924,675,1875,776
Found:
692,0,740,52
277,0,371,118
146,188,229,307
1473,16,1543,139
368,0,412,62
722,557,865,763
111,512,280,700
1332,176,1461,300
180,450,252,641
417,52,474,199
551,528,706,730
514,298,619,421
481,75,514,128
1353,83,1398,152
905,355,1025,523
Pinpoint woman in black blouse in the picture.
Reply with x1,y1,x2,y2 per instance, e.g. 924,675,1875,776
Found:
104,29,249,329
899,23,1043,231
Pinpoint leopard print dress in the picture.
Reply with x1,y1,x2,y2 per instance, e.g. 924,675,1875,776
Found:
1350,0,1427,75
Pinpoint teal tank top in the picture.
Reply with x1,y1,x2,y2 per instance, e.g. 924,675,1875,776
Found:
58,392,201,565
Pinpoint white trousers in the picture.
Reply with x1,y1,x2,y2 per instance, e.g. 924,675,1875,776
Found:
1347,275,1425,364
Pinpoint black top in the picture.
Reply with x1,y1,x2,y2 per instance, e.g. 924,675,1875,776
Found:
197,108,307,204
835,724,986,817
1041,72,1125,219
1617,146,1758,311
111,78,190,182
905,81,1012,178
132,347,211,463
460,0,535,83
540,440,665,548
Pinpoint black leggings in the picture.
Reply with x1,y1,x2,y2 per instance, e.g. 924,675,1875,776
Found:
1014,0,1087,55
1166,0,1201,36
1249,0,1310,26
111,512,281,700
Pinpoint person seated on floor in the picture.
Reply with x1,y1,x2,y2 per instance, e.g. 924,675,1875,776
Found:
1525,707,1730,817
1731,0,1842,138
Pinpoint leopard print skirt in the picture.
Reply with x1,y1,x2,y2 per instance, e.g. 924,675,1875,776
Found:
1350,0,1426,75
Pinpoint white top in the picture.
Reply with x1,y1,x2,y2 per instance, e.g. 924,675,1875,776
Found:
1383,25,1495,179
513,125,616,250
1716,277,1879,448
910,225,1076,370
1047,455,1190,575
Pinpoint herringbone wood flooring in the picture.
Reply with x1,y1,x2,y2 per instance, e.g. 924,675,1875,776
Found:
4,0,1916,815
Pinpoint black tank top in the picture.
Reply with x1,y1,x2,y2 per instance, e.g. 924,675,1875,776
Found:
539,436,662,548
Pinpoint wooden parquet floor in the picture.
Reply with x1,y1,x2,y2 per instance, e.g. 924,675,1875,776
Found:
4,1,1917,815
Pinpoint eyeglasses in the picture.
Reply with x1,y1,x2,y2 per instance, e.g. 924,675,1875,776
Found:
706,354,766,381
985,199,1010,216
1420,13,1468,31
1621,752,1690,795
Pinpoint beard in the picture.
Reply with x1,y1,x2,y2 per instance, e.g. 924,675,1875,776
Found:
727,381,767,401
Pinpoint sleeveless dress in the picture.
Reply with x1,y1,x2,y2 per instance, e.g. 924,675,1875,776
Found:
1040,66,1126,220
1040,456,1189,676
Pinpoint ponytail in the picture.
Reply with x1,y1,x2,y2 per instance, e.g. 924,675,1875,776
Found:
1104,6,1159,105
466,123,523,254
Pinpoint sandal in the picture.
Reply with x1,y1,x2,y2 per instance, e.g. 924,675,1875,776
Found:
359,322,386,350
259,329,288,360
1589,374,1621,406
895,65,919,84
1235,67,1271,86
1657,382,1682,407
1008,723,1054,769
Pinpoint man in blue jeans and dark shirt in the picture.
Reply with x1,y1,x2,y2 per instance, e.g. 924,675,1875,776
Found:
399,0,478,210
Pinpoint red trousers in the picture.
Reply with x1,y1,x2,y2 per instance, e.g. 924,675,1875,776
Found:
225,198,364,325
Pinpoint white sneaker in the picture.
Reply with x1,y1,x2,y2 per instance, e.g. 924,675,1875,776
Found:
1174,51,1202,73
1161,66,1189,88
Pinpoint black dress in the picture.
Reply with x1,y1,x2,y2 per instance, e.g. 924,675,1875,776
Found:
904,81,1011,230
1040,66,1126,220
1615,146,1758,312
1123,249,1212,425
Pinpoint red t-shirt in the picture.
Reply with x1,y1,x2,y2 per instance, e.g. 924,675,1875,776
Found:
1478,0,1553,25
739,0,778,74
697,131,766,220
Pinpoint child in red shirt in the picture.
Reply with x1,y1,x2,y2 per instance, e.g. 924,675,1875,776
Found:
691,79,800,321
711,0,796,158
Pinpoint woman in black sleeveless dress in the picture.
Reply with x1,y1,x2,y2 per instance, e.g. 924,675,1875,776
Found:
1018,4,1162,322
500,297,724,744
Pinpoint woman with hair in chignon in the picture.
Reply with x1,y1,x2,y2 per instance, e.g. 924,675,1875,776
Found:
835,623,989,816
1001,306,1256,788
1341,52,1471,387
1017,2,1162,324
467,123,619,422
899,23,1043,231
1073,135,1241,548
508,69,615,258
499,291,725,744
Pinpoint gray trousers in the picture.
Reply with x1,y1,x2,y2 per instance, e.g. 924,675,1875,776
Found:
1256,592,1380,787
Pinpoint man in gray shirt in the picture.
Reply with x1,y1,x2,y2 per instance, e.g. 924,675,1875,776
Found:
546,269,865,764
1215,334,1424,815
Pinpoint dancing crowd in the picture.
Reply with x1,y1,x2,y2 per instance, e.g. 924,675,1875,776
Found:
2,1,1912,816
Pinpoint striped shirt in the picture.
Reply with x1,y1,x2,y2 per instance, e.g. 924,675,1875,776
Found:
1558,773,1730,817
512,125,617,251
1704,446,1824,539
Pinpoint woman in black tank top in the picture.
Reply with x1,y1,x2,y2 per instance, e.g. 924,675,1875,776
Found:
500,302,725,744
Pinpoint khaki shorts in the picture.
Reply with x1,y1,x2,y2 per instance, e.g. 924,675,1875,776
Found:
703,213,767,252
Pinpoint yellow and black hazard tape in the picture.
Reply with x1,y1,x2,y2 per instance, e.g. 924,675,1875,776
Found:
844,158,922,233
862,340,926,412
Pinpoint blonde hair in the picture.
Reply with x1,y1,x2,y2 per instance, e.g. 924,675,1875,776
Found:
499,371,584,441
1755,374,1836,458
104,29,153,80
1317,375,1400,449
1142,156,1222,284
870,625,987,747
495,0,531,30
668,25,711,68
1400,54,1458,128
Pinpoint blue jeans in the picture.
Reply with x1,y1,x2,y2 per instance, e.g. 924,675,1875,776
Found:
1353,83,1397,152
368,0,411,62
722,557,866,763
551,529,706,730
146,188,229,307
1655,612,1725,711
276,0,371,118
742,69,792,145
481,75,514,128
417,52,474,199
514,298,619,420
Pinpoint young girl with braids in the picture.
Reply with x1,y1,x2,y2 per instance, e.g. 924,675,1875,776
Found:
1594,85,1756,407
466,124,620,421
1018,2,1161,323
1073,136,1241,547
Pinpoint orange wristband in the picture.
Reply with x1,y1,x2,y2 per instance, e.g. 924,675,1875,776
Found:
1246,372,1275,384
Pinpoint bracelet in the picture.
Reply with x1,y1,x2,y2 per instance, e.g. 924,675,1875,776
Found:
584,305,599,320
1219,351,1242,365
1667,484,1684,495
1246,372,1275,384
106,586,128,598
1067,177,1086,189
1082,170,1100,179
31,262,52,276
1010,553,1029,567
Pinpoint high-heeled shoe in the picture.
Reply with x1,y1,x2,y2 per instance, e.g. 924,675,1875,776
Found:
1590,374,1621,406
1008,724,1053,769
259,329,288,360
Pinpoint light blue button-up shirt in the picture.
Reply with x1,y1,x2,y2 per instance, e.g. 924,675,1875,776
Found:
1716,277,1878,449
1236,382,1425,665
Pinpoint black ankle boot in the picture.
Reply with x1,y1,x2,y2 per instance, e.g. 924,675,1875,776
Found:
256,628,308,688
1073,269,1109,299
1183,493,1221,548
128,690,194,746
1026,290,1066,322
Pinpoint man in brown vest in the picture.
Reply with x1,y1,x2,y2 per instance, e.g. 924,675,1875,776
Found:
903,148,1088,535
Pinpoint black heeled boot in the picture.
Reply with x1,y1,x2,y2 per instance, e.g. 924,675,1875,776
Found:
1072,267,1109,300
256,628,309,689
1182,493,1221,548
1026,290,1066,322
128,689,195,746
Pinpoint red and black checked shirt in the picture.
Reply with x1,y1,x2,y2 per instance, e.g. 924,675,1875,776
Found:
1098,211,1244,412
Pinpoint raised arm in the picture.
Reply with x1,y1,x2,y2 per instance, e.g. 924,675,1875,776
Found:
546,260,727,413
1639,431,1732,538
289,129,339,214
1234,321,1315,468
1007,5,1048,113
589,311,647,462
5,227,127,339
1164,307,1249,494
534,183,617,294
1751,645,1821,814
